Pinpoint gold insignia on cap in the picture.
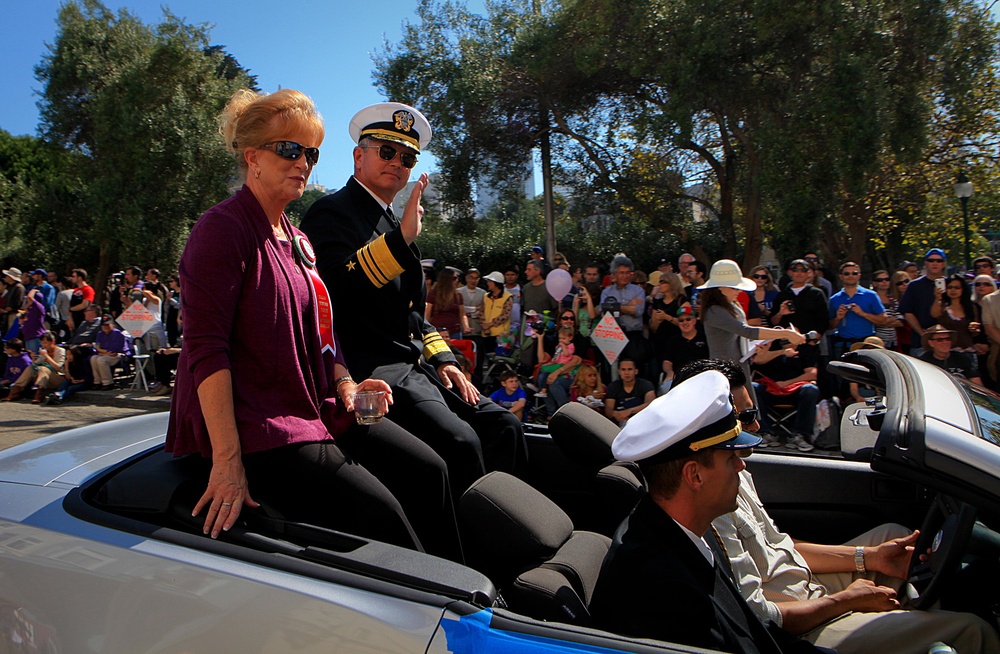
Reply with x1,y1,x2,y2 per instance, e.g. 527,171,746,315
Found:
393,110,415,133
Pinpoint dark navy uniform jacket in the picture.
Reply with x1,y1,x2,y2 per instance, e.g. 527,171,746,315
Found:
300,176,456,380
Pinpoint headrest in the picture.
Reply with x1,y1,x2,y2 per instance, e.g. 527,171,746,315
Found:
548,402,620,467
460,472,573,568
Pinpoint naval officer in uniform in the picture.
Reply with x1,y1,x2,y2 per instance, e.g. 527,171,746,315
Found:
300,102,524,495
590,370,825,653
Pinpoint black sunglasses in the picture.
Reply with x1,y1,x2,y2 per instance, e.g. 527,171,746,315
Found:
975,281,995,287
360,143,418,169
561,315,575,320
752,274,769,279
926,258,945,263
896,280,909,286
738,407,759,425
873,277,890,283
259,141,319,166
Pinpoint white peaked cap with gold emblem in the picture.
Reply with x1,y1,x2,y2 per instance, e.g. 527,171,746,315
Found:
349,102,432,153
612,370,762,463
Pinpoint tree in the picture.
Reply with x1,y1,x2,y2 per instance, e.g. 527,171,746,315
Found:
377,0,1000,270
32,0,255,294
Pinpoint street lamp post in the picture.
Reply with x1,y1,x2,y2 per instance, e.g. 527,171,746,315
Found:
954,172,973,270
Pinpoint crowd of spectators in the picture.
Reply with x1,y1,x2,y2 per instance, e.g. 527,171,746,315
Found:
4,246,998,437
0,264,182,405
424,245,1000,453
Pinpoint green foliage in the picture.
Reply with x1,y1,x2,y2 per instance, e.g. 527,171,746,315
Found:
21,0,254,287
377,0,1000,271
285,188,327,227
418,195,687,275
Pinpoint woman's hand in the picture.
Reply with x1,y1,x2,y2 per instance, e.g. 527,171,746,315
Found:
341,378,393,413
193,457,259,539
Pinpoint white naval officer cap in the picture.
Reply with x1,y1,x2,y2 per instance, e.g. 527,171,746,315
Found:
349,102,432,153
612,370,762,464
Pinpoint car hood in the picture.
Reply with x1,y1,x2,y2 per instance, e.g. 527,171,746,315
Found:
0,412,168,489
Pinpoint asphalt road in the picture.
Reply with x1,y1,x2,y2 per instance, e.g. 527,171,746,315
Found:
0,401,167,451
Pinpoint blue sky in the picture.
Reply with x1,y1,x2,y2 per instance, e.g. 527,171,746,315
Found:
1,0,487,189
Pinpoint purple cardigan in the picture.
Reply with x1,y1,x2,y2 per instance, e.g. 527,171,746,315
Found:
166,185,351,459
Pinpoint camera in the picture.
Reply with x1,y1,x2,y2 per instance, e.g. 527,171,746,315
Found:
601,298,621,317
111,271,125,285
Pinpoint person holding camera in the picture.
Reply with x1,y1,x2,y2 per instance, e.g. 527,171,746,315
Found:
769,259,830,339
827,262,887,359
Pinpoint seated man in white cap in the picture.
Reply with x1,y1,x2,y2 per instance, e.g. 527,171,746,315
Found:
300,102,524,497
675,361,999,652
590,370,822,653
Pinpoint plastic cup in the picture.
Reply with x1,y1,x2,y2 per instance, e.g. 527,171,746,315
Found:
351,390,386,425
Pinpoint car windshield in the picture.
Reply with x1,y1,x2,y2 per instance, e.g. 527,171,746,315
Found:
961,382,1000,447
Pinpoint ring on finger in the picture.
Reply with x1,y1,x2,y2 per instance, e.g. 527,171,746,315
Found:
222,502,233,507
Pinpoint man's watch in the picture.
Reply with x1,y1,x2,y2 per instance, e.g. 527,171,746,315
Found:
855,546,867,575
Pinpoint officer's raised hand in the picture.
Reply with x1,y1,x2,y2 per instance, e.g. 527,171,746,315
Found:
401,172,429,245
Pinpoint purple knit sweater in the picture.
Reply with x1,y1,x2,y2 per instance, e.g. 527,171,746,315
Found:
166,186,351,458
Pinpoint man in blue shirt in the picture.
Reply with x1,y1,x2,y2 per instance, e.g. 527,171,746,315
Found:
29,269,57,314
828,262,887,358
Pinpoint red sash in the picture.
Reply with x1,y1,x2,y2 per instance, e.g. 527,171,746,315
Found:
293,234,335,356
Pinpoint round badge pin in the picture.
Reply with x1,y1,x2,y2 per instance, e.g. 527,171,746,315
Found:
294,235,317,268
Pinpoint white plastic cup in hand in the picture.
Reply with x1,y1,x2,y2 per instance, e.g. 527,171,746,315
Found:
352,390,386,425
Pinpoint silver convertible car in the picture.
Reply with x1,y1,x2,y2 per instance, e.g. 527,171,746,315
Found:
1,348,999,652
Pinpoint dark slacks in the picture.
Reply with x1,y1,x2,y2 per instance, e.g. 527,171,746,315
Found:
241,418,462,562
376,362,526,497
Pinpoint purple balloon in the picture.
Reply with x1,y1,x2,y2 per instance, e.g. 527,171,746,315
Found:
546,268,573,301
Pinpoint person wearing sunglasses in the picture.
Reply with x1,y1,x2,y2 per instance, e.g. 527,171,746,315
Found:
690,358,997,653
301,102,525,498
828,262,888,358
769,260,830,343
658,305,707,394
167,89,463,562
898,248,949,357
869,270,903,351
971,274,1000,388
919,325,982,385
889,271,914,353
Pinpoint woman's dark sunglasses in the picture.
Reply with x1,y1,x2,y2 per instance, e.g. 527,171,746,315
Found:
752,274,769,280
738,407,759,425
259,141,319,166
896,280,909,286
361,143,418,169
873,277,890,283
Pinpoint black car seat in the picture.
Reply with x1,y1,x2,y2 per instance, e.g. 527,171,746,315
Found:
547,402,646,535
459,471,611,625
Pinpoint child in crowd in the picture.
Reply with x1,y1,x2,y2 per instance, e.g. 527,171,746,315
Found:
538,326,576,376
570,364,605,411
489,371,527,421
1,339,31,398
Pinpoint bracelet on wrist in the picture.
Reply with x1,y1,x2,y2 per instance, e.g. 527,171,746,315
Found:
854,546,867,575
335,376,354,388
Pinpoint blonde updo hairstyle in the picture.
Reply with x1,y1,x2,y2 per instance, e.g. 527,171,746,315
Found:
219,88,325,179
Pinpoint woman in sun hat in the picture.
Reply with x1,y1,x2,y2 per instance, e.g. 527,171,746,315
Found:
699,259,806,401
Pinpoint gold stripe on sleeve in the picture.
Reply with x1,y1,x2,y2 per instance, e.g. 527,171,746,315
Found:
423,332,451,359
367,234,404,282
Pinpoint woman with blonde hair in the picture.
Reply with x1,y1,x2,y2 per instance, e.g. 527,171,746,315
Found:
569,363,605,410
165,88,460,560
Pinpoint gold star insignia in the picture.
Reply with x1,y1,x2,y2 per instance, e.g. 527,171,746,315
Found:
346,260,356,272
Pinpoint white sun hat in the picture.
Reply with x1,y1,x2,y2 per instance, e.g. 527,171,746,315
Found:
697,259,755,292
